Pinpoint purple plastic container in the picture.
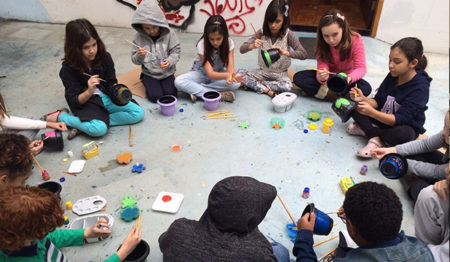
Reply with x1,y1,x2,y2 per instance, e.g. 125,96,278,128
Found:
202,91,221,111
157,95,177,116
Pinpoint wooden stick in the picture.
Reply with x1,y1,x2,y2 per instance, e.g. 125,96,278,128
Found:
125,40,151,54
313,235,338,247
31,154,44,173
325,211,338,215
277,194,297,226
129,125,133,147
204,110,229,114
318,247,337,261
82,73,106,82
206,116,237,119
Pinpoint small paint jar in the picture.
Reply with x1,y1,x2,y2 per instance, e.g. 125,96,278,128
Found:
360,165,368,175
322,118,334,134
302,187,310,199
160,59,165,68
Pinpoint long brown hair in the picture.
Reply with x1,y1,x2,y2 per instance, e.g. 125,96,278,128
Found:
315,9,357,64
0,186,64,251
63,18,107,72
200,15,230,68
262,0,289,39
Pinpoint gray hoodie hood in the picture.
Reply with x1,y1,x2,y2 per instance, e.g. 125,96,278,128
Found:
130,0,181,79
132,0,170,36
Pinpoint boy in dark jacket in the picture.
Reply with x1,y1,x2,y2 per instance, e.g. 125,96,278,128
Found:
294,182,434,262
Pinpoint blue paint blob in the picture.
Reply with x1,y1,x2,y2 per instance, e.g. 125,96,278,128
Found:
59,177,65,182
120,207,140,222
303,129,308,133
179,108,184,112
91,185,97,188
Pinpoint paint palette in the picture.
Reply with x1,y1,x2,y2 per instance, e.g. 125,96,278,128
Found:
68,214,114,243
152,192,184,213
68,160,86,174
72,195,106,215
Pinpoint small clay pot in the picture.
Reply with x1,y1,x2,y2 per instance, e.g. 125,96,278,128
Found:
118,240,150,262
38,181,62,197
301,203,333,235
261,49,280,67
110,84,132,106
157,95,177,116
379,153,409,179
327,72,349,95
202,91,221,111
42,130,64,151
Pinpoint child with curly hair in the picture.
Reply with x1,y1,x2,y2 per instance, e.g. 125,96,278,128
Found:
0,186,142,261
0,134,33,192
294,182,434,261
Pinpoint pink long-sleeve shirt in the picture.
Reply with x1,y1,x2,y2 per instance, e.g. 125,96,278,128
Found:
316,33,367,84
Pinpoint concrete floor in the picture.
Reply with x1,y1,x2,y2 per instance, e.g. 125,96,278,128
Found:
0,21,448,262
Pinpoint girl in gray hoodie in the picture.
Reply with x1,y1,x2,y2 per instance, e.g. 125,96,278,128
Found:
131,0,181,103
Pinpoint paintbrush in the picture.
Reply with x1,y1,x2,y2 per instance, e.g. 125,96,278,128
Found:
250,23,259,39
82,73,106,82
277,194,297,226
305,67,337,75
126,40,151,54
136,214,141,229
31,154,49,180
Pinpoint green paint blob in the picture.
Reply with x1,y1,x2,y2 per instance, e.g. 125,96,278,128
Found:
122,197,137,209
307,111,322,121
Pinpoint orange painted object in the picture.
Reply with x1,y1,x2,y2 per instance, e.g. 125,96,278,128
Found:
171,144,181,152
117,153,133,164
272,123,282,130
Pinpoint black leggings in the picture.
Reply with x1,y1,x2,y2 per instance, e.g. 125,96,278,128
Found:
351,110,417,146
293,70,372,96
141,74,177,103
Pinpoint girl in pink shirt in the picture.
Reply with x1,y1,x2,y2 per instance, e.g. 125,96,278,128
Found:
293,9,371,101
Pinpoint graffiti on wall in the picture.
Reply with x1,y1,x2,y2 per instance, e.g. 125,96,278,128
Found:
199,0,263,34
116,0,199,29
117,0,263,33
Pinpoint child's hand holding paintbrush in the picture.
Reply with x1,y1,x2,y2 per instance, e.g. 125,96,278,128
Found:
350,83,364,102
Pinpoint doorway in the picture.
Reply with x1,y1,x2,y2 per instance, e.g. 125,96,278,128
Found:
289,0,383,37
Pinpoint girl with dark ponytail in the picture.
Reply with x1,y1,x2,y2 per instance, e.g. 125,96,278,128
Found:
346,37,432,158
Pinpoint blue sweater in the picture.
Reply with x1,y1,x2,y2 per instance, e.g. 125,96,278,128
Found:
373,69,431,134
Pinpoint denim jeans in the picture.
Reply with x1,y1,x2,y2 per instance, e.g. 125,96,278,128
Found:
271,241,290,262
59,94,145,137
174,71,240,97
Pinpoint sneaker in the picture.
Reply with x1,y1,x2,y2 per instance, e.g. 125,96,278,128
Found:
67,128,80,140
41,108,69,122
219,91,235,103
190,94,197,102
346,122,366,136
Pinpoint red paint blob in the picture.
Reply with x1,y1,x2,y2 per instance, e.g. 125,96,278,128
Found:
162,195,172,202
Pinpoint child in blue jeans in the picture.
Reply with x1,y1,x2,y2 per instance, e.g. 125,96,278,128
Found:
44,19,145,139
175,15,244,103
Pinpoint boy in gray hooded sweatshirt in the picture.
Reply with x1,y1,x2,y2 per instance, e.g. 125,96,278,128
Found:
131,0,181,103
